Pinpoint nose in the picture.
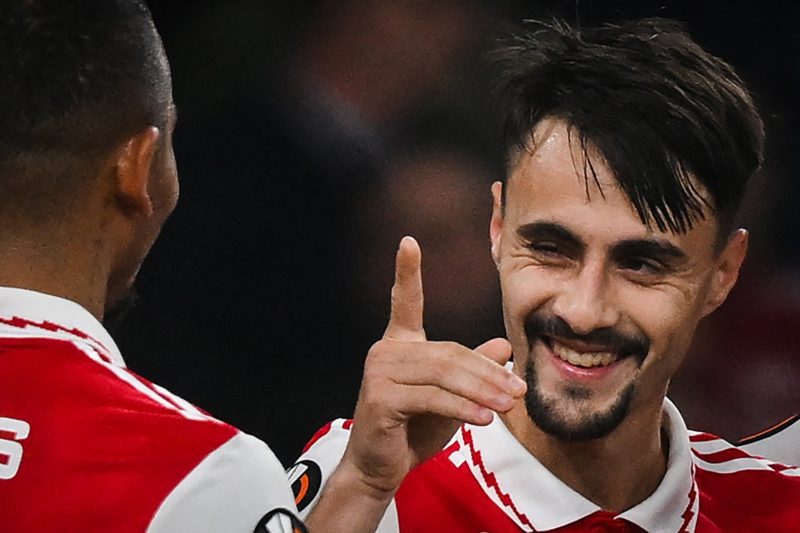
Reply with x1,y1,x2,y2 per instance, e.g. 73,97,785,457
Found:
550,258,619,335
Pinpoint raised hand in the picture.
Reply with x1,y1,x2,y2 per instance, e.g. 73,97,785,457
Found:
305,236,526,532
344,236,526,493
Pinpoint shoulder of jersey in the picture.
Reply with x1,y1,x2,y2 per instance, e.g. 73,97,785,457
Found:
289,419,353,515
689,429,800,529
0,334,239,481
737,414,800,467
0,332,243,531
6,335,230,424
690,429,800,480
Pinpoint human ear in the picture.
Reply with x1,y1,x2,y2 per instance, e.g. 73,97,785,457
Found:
490,181,504,266
113,126,160,216
701,229,748,317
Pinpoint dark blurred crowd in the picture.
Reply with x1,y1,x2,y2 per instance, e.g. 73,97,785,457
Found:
116,0,800,464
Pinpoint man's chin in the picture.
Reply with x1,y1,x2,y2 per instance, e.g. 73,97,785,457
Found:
103,288,140,332
524,359,635,442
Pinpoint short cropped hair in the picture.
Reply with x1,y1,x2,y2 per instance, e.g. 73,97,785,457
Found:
491,18,765,240
0,0,171,218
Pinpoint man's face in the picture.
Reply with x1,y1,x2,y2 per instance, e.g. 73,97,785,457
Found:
490,118,740,441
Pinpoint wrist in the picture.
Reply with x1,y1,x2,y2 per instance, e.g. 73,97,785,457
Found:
326,457,398,505
304,459,397,533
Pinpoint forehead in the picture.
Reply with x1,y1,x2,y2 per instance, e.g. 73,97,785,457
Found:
506,119,718,250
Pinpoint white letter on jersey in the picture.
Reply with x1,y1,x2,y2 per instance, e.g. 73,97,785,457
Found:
0,417,30,480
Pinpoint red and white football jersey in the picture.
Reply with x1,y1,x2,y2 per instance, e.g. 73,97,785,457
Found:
0,287,299,532
294,401,800,532
740,414,800,467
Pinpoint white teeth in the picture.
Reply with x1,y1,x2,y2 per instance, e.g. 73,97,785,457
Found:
551,341,617,368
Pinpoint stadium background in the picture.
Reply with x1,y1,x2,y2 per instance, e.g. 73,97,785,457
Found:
117,0,800,465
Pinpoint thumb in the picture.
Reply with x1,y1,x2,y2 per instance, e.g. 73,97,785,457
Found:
473,337,513,366
384,236,426,341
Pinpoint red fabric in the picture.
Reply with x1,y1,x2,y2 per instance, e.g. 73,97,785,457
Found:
394,449,645,532
0,337,237,532
389,433,800,532
302,421,335,453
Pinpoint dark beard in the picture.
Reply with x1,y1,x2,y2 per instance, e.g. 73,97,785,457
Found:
523,357,635,441
102,288,139,334
521,313,648,441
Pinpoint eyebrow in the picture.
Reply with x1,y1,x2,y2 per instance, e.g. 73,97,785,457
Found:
516,221,688,263
611,239,688,263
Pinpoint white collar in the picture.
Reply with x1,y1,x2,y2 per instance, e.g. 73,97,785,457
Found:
457,399,698,532
0,286,125,367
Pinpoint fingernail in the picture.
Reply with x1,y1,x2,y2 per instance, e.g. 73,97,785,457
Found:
476,407,494,424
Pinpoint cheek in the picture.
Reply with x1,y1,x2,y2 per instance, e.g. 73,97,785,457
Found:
624,287,703,373
499,265,554,341
149,151,179,220
157,170,179,219
500,259,568,311
501,268,535,316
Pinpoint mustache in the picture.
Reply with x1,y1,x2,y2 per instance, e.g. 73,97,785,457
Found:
524,314,650,362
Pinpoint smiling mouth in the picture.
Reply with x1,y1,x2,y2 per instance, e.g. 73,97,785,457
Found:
546,337,620,368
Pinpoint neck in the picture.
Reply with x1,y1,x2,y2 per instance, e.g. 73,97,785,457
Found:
0,225,111,319
501,398,668,512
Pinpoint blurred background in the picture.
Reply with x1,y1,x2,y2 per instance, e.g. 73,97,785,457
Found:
117,0,800,465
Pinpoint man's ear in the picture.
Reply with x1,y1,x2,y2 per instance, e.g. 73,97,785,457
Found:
490,181,504,266
114,126,160,216
702,229,748,317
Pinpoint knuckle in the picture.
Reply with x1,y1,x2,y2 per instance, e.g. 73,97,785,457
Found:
366,339,392,363
364,384,398,413
436,342,461,365
367,339,384,357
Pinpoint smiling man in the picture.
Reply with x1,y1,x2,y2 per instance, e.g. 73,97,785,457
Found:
293,18,800,532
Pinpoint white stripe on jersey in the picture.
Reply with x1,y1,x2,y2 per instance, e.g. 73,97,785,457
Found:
691,434,799,477
693,454,780,475
690,438,736,455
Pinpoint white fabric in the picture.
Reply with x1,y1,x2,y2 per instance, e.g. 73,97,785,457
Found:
300,401,699,533
147,432,297,533
296,419,399,532
0,286,124,365
459,399,696,532
741,418,800,467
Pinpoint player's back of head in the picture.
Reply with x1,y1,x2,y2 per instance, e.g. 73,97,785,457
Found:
0,0,171,222
490,18,765,244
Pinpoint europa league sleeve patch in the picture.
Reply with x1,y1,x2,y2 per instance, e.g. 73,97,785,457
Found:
287,460,323,512
253,508,308,533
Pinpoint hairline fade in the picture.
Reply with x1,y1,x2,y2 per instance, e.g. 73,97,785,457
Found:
0,0,171,221
490,17,765,246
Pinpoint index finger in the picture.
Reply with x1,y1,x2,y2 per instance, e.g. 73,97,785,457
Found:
383,236,425,341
